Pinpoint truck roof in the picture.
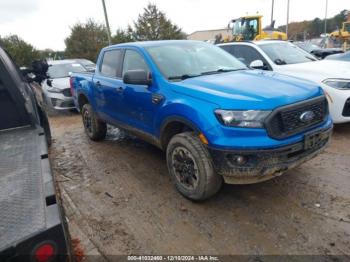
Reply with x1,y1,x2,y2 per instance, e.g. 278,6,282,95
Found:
254,40,287,45
106,40,203,49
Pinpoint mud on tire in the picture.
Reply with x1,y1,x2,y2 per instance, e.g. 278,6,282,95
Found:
81,104,107,141
166,132,222,201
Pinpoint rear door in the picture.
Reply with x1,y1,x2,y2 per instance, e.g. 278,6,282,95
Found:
93,48,124,123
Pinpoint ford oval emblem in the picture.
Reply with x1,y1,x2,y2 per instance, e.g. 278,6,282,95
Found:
300,111,315,123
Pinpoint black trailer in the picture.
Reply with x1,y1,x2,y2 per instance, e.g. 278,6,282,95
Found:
0,47,71,261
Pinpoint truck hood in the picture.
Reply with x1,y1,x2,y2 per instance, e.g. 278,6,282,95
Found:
276,60,350,83
171,70,323,110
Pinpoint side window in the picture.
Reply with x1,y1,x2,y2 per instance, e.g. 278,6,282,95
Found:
219,45,235,56
100,49,123,78
232,45,270,69
122,50,149,76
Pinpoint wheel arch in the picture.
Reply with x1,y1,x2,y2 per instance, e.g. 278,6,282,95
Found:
159,116,203,150
77,92,90,111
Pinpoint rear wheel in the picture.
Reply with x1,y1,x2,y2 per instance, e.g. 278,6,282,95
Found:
166,132,222,201
81,104,106,141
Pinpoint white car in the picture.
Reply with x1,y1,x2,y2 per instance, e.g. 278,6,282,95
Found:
43,60,87,110
218,41,350,123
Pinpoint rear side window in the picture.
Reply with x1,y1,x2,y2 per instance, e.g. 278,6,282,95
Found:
221,45,271,70
122,50,149,76
100,49,123,78
233,46,265,65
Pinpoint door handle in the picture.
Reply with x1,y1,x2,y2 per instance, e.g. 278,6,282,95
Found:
95,81,102,88
115,86,124,93
152,94,164,104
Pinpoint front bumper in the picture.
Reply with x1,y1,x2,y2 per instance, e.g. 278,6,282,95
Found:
209,126,332,184
44,92,75,110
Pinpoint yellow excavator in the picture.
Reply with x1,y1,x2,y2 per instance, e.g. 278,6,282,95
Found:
329,11,350,50
224,15,287,42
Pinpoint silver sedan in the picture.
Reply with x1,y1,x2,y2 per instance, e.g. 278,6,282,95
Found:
43,60,86,110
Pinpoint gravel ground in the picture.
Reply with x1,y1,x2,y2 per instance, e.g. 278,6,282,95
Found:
48,113,350,259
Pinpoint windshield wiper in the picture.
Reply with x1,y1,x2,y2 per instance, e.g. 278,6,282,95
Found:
200,68,245,76
168,74,200,80
305,56,317,61
167,68,247,81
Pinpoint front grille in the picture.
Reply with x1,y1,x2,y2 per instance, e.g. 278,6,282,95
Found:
62,88,72,97
342,98,350,117
265,96,328,139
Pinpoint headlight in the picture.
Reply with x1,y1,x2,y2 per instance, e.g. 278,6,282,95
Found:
214,110,271,128
323,79,350,90
46,86,62,93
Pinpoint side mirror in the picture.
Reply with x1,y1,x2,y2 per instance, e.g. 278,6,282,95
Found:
249,60,265,69
123,70,152,86
46,79,53,87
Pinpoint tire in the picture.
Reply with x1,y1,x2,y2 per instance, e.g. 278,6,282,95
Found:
81,104,107,141
166,132,222,201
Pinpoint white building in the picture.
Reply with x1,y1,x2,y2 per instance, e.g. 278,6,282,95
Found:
187,28,231,43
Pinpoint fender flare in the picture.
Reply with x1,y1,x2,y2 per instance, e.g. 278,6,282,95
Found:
159,116,203,149
76,91,90,110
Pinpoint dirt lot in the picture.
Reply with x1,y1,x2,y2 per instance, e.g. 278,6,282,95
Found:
48,113,350,258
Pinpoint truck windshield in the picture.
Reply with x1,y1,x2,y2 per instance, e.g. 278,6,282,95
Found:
259,42,317,65
232,18,258,40
344,22,350,32
48,63,86,78
146,42,247,81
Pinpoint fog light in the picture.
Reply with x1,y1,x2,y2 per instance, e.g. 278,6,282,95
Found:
227,154,248,166
235,155,247,165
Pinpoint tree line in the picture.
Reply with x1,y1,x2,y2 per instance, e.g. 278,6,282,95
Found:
1,4,185,66
0,35,64,67
1,4,348,66
65,3,186,61
278,9,348,40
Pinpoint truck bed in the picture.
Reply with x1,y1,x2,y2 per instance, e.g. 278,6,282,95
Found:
0,126,60,252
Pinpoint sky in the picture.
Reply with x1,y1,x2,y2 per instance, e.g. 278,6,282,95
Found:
0,0,348,50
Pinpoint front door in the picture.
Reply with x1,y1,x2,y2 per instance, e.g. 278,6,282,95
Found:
120,49,156,134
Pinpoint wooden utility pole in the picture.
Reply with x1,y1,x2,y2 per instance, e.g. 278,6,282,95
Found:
324,0,328,34
101,0,112,45
286,0,290,38
271,0,275,25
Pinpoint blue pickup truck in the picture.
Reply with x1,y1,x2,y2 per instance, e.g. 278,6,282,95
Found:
71,40,332,200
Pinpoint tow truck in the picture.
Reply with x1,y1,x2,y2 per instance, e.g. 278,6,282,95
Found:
0,46,71,261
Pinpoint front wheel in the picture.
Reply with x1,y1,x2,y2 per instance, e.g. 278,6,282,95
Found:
166,132,222,201
81,104,107,141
